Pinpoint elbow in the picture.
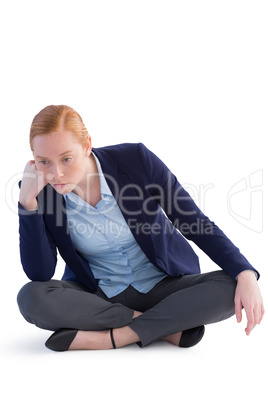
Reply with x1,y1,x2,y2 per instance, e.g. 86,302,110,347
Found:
20,249,57,282
21,258,56,282
25,271,53,282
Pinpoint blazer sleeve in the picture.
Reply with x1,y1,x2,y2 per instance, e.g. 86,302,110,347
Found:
18,202,57,281
138,143,260,280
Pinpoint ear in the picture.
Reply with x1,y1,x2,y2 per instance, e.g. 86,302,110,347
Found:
84,136,92,157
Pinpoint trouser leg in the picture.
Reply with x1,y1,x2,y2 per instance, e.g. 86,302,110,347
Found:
127,271,236,347
17,280,134,331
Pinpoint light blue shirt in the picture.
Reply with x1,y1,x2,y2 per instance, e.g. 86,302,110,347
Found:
63,153,166,298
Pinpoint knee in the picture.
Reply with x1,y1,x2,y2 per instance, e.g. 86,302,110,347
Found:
214,271,237,315
17,281,47,322
215,271,237,297
219,271,236,293
210,270,236,290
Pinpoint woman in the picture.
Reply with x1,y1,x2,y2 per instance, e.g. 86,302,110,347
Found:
17,105,264,351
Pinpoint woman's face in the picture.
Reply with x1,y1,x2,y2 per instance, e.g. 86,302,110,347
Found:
32,129,91,194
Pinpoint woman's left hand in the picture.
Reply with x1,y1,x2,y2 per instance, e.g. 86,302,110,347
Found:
235,270,265,335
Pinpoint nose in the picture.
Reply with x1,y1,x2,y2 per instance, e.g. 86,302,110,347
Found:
51,164,64,181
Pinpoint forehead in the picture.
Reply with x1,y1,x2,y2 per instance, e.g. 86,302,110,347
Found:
33,130,82,157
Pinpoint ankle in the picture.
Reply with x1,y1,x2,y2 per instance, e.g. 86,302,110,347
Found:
133,310,143,319
69,330,112,350
162,331,182,346
112,326,140,348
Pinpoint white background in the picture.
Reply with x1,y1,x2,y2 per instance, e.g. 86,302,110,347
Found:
1,1,267,401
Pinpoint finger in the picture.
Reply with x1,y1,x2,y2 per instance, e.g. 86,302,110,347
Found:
253,305,261,327
245,308,255,336
257,302,265,324
252,298,265,327
28,160,36,167
235,298,243,323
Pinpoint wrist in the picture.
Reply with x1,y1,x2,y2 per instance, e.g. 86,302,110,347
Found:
19,197,38,211
237,270,257,282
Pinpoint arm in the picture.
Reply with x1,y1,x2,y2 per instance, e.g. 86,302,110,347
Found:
18,161,57,281
138,144,265,332
19,203,57,281
138,143,259,279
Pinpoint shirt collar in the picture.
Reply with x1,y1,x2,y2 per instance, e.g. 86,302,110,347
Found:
92,152,113,197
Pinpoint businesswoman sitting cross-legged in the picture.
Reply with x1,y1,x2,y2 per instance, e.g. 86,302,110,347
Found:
17,105,264,351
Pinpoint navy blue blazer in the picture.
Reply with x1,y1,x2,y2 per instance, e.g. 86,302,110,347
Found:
18,143,259,292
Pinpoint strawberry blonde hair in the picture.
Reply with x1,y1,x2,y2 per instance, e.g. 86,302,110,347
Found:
29,105,89,151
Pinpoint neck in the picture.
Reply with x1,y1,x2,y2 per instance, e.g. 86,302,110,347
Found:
73,153,101,205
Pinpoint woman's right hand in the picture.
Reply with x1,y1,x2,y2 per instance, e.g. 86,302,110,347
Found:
19,160,48,210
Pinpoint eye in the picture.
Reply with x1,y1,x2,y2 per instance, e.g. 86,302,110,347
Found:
63,157,72,163
39,160,50,166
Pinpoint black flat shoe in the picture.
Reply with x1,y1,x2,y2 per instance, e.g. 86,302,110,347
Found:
45,328,117,352
45,329,78,352
179,325,205,348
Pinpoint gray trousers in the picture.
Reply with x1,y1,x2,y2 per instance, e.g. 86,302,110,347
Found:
17,270,236,347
